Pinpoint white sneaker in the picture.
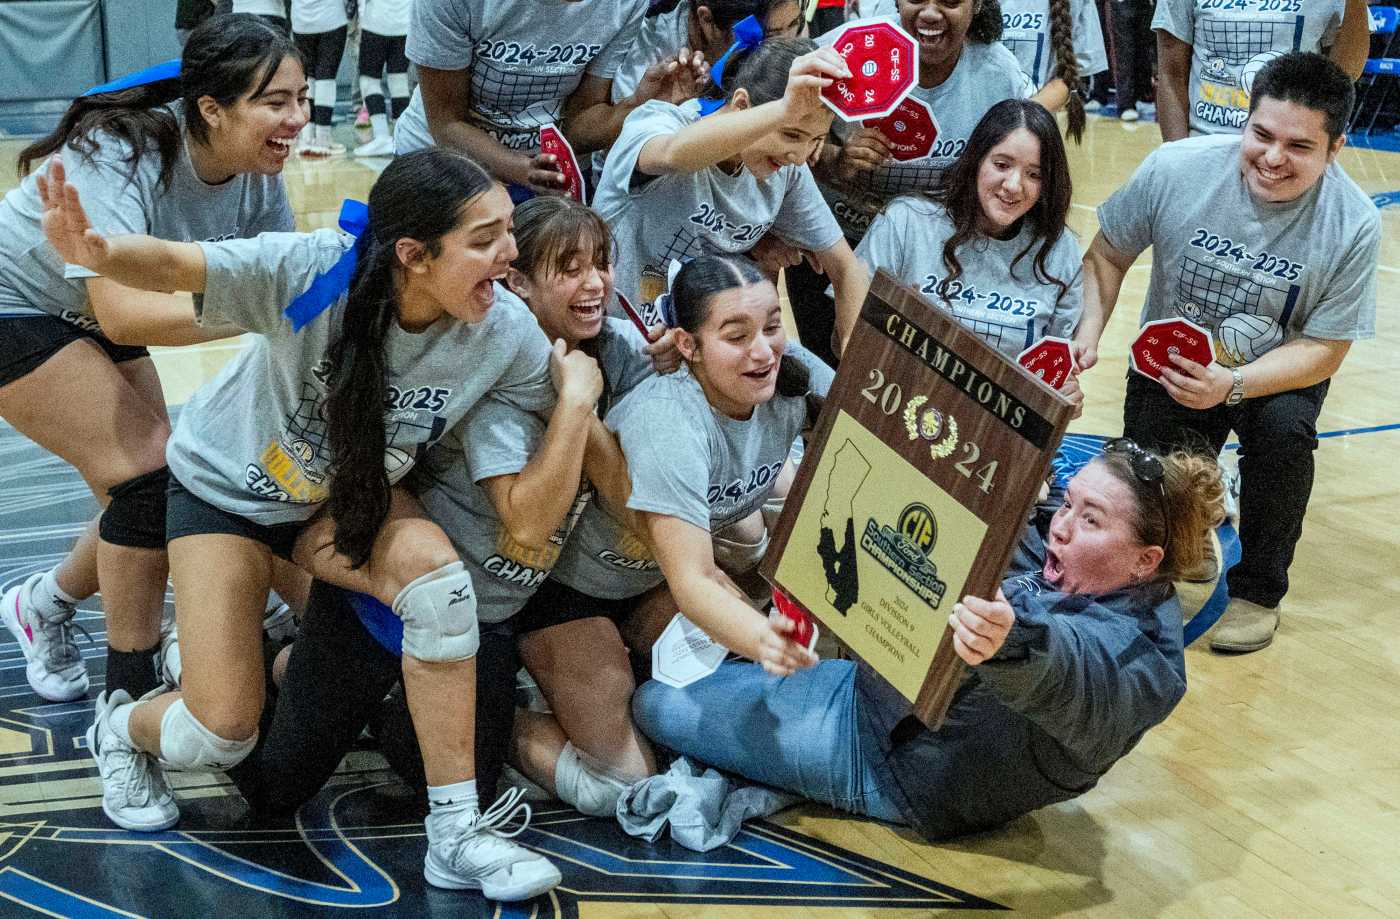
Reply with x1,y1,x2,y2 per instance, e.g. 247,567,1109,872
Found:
1120,106,1140,122
87,690,179,832
354,135,395,157
3,573,89,702
423,787,562,900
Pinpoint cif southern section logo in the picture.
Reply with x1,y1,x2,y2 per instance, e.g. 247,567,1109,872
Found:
860,502,948,609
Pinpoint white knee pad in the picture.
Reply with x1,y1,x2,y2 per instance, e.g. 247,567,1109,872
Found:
712,526,769,575
555,742,630,818
158,699,256,772
391,561,480,662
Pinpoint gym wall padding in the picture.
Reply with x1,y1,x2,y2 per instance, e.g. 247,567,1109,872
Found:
0,0,181,135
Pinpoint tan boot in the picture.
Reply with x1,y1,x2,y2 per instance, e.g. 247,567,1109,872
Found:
1209,598,1280,653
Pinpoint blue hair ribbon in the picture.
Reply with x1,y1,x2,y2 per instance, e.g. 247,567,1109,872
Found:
283,199,371,331
82,59,182,97
697,15,765,116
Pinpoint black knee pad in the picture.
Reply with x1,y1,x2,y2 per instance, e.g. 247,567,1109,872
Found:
100,466,170,549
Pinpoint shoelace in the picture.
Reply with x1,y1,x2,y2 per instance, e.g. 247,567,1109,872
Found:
39,614,93,671
98,729,161,808
473,786,533,839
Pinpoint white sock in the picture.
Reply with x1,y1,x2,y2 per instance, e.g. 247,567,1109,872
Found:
428,779,478,814
29,568,79,622
107,699,136,747
370,112,389,140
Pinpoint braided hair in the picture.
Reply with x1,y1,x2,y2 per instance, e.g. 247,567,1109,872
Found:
1047,0,1086,142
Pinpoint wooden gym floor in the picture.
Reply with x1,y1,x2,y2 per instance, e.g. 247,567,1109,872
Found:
0,116,1396,917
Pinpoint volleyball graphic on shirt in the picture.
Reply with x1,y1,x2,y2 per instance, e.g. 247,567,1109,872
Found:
1241,51,1284,98
1216,312,1284,365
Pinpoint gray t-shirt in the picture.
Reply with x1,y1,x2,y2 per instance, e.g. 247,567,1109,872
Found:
855,195,1084,359
1096,134,1378,362
550,367,807,599
815,35,1034,242
166,229,555,524
0,117,293,330
1152,0,1342,135
999,0,1108,89
416,318,654,621
610,2,689,104
593,99,845,310
395,0,648,154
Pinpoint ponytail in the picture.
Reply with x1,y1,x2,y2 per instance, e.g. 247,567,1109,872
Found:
1157,450,1227,582
1047,0,1086,143
324,149,495,568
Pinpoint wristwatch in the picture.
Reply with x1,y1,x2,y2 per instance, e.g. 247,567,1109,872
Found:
1226,367,1245,406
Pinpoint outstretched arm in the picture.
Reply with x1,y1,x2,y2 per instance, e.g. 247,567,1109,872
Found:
644,512,817,676
636,47,849,176
39,154,207,294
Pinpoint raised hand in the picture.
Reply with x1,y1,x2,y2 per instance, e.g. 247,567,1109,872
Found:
36,154,111,271
781,47,851,121
637,49,708,105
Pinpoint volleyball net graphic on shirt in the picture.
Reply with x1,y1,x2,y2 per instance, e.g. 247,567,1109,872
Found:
1200,17,1305,66
858,160,945,197
947,308,1034,354
280,382,444,483
1001,33,1046,84
1176,255,1301,329
470,58,571,128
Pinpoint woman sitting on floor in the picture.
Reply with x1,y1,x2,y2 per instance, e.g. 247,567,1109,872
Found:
633,439,1224,839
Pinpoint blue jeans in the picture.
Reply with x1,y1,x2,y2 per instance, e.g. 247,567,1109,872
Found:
632,659,906,824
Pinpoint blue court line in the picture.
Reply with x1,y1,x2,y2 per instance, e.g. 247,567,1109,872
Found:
1224,419,1400,451
1348,131,1400,154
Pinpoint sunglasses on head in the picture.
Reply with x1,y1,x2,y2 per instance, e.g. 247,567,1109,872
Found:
1102,438,1168,543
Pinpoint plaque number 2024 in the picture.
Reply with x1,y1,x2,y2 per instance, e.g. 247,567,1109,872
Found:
860,368,999,493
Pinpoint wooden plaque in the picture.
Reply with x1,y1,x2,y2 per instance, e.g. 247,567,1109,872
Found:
762,271,1075,728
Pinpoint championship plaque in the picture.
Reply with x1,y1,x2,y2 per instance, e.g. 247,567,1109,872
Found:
762,271,1075,728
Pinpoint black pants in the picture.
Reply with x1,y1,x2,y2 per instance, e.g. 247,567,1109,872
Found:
1123,373,1329,608
1109,0,1154,108
227,580,520,815
358,31,409,119
783,259,840,368
295,25,348,127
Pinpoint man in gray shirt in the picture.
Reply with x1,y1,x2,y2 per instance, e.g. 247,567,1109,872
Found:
1074,53,1379,653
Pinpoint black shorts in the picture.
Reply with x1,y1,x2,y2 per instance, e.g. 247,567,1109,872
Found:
0,313,150,388
165,474,305,561
510,576,643,636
